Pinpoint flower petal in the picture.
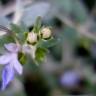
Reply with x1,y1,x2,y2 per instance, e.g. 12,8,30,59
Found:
0,54,11,65
13,60,23,75
1,64,14,90
4,43,20,53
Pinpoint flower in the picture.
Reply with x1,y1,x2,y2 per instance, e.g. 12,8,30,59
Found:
0,43,23,90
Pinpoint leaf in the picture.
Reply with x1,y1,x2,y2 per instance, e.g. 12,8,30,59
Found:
79,37,92,50
20,22,29,33
0,35,14,47
21,2,50,27
54,0,87,23
35,47,48,64
11,23,28,43
49,43,63,61
54,0,72,13
72,1,88,23
11,24,22,33
0,36,14,54
33,16,42,33
18,52,27,65
37,38,60,48
0,26,15,53
62,26,78,45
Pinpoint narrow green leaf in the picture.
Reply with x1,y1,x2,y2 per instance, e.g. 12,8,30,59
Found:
33,16,42,33
0,35,14,46
11,24,22,33
11,23,28,43
37,38,60,48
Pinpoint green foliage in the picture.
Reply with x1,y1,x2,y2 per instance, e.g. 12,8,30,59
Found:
37,38,60,48
11,23,28,43
0,35,14,45
72,0,88,23
33,16,42,33
54,0,87,23
79,37,92,50
18,52,27,65
62,26,78,46
35,47,48,64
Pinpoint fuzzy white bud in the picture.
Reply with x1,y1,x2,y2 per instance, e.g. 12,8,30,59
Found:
27,32,37,44
41,28,51,39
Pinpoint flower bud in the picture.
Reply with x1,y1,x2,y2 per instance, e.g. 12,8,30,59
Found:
41,28,51,39
27,32,37,45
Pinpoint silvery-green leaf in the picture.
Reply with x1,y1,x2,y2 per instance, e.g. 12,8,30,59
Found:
0,35,14,51
21,2,50,27
54,0,72,14
53,0,88,23
37,38,60,48
62,26,78,45
72,0,88,23
11,23,28,43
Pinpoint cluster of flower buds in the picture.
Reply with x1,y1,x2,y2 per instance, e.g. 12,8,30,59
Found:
27,27,52,45
26,27,52,60
0,17,53,90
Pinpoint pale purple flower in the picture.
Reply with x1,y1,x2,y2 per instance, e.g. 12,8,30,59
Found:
0,43,23,90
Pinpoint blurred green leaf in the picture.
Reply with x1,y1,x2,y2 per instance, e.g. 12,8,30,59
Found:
62,26,78,45
33,16,42,33
11,23,28,43
11,23,28,33
20,22,29,32
35,47,48,64
54,0,72,13
79,37,92,50
21,2,50,27
54,0,87,23
11,24,22,33
0,34,13,44
72,0,88,23
0,35,14,54
37,38,60,48
49,43,63,61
